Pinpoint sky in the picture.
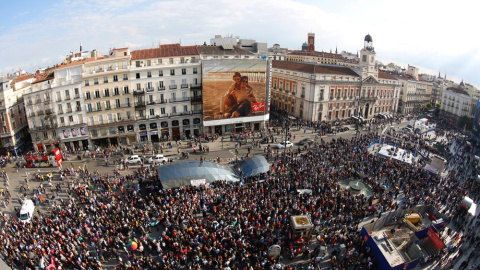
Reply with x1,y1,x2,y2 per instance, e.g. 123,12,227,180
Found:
1,0,479,87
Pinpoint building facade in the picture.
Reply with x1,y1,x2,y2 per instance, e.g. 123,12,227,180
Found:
82,48,136,147
130,44,203,142
441,86,471,118
394,66,432,114
271,61,399,122
0,74,31,155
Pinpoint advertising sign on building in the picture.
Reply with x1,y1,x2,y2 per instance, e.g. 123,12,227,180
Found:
202,59,269,127
427,227,444,250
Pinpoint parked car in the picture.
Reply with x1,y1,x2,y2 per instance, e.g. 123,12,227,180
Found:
148,154,169,164
124,155,143,164
298,138,315,145
277,141,294,149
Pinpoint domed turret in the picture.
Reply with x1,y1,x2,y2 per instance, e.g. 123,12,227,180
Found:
364,34,373,43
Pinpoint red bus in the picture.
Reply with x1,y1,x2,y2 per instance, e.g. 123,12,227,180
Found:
25,148,63,168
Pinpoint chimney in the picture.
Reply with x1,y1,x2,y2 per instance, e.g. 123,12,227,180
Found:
80,42,83,52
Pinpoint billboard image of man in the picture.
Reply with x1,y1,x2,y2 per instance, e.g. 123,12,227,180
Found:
202,59,267,124
221,73,257,118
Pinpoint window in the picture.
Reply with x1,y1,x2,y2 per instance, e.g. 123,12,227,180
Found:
125,98,130,107
113,75,118,82
85,92,91,100
362,55,367,62
104,89,110,97
68,115,74,122
172,106,177,114
123,86,129,94
146,60,151,66
87,104,92,112
160,108,166,115
136,83,141,90
94,78,98,85
123,74,128,81
159,70,163,77
115,99,121,108
114,87,120,96
147,71,152,78
94,90,100,98
170,69,175,76
182,68,186,75
96,102,101,111
44,132,48,139
193,67,198,74
157,59,162,64
105,101,111,110
74,88,79,97
136,73,140,79
319,89,324,101
103,76,108,83
330,89,334,99
65,89,70,100
84,80,89,86
183,105,188,113
52,130,56,137
126,111,132,120
149,109,155,116
58,104,63,113
169,58,173,64
136,61,141,67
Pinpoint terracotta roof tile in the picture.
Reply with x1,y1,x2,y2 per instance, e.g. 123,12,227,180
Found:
378,71,397,80
272,61,359,77
55,59,88,69
446,87,469,96
288,50,344,59
131,44,199,60
9,74,34,87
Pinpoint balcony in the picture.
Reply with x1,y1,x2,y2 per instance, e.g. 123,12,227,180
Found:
44,99,51,104
181,84,189,89
37,110,45,116
133,90,145,95
301,94,305,98
146,87,154,92
169,85,177,90
191,96,202,103
123,103,132,108
169,98,190,103
158,86,166,91
76,107,82,112
74,94,80,99
192,110,202,114
147,101,156,105
35,99,41,104
45,109,53,115
134,101,146,107
190,83,202,89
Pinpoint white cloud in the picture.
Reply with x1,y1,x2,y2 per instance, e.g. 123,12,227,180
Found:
0,0,479,87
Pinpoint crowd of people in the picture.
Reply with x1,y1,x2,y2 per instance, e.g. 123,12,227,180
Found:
0,114,478,269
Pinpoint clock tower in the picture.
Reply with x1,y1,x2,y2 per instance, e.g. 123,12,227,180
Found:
359,34,377,78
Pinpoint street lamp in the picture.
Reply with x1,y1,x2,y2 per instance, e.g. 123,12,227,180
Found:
283,119,290,163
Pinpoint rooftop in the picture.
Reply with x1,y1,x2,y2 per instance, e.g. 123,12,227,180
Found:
446,87,469,96
131,44,199,60
272,60,360,77
197,45,254,56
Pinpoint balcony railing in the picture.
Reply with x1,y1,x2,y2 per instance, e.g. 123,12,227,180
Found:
169,85,177,90
190,83,202,89
44,99,51,104
146,87,154,92
158,86,166,91
37,111,44,116
181,84,188,89
135,101,146,107
45,109,53,115
169,98,190,103
133,90,145,95
191,96,202,102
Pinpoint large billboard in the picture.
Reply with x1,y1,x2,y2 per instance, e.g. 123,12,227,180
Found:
202,59,269,126
472,98,480,141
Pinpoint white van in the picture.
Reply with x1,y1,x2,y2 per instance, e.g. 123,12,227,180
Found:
19,199,35,223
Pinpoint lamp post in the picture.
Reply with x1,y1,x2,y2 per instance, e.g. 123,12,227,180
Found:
283,119,290,163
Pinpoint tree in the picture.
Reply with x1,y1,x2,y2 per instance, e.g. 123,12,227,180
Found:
425,103,433,110
435,104,441,116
